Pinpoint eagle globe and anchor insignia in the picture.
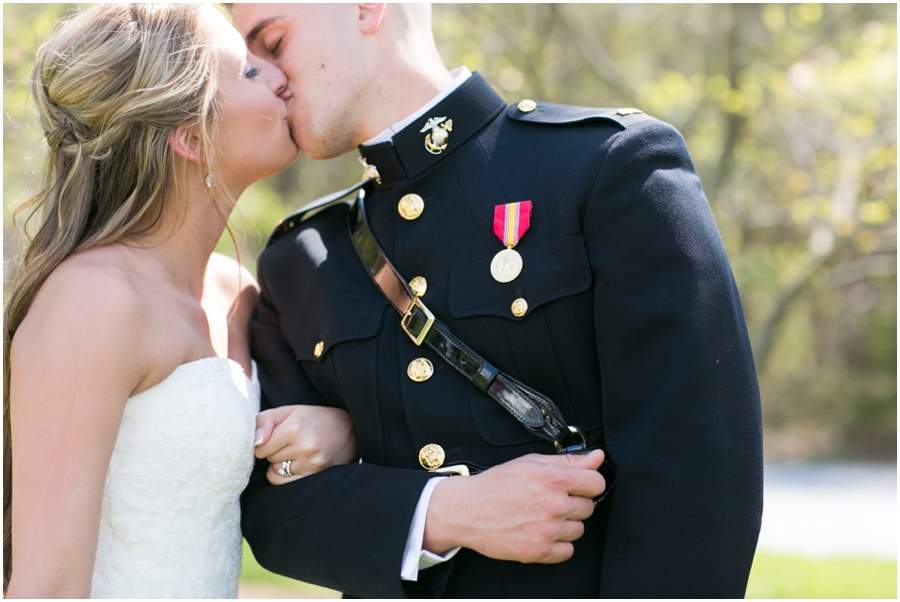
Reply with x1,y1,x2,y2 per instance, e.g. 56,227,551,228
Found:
421,116,453,154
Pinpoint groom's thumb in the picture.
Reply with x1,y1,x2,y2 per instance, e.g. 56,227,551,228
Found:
530,448,604,470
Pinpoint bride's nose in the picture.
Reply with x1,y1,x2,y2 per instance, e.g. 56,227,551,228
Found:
263,60,289,99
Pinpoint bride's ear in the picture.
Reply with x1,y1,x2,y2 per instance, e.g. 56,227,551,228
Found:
168,123,201,163
357,4,386,34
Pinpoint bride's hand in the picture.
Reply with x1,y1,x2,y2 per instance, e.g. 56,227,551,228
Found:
253,405,360,485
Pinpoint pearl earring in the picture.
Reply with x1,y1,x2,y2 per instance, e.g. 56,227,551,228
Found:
205,174,215,189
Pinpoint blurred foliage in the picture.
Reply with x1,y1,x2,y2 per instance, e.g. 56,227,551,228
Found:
4,4,896,461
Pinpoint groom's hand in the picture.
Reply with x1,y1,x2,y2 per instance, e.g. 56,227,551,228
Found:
423,450,606,563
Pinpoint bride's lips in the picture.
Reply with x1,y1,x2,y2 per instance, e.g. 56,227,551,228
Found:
279,93,299,148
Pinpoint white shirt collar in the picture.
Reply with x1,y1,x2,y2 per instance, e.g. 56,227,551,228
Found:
361,67,472,147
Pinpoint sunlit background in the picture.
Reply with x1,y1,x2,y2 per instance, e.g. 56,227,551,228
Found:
4,4,896,598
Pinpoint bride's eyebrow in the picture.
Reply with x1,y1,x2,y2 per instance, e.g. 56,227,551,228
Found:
245,16,284,46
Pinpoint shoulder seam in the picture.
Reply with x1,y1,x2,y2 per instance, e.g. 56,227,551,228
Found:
266,180,370,247
505,102,629,130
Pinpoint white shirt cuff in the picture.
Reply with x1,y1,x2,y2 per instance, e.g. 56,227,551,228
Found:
400,477,461,581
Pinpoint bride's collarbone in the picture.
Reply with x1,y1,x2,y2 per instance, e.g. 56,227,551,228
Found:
90,250,251,395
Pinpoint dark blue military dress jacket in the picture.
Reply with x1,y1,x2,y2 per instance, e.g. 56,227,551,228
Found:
242,73,763,598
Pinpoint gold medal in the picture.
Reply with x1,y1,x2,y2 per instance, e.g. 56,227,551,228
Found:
491,201,531,282
490,247,523,283
491,201,532,283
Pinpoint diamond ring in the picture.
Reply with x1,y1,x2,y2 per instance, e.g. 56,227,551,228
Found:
278,459,293,477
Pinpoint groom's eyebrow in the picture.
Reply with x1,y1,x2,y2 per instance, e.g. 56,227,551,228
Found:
245,16,285,46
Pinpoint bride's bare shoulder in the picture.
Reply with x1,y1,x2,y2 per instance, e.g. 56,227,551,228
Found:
207,252,258,293
10,249,151,399
206,253,258,346
207,252,258,308
30,246,144,315
13,246,151,371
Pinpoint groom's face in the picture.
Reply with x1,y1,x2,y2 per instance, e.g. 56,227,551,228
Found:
232,4,365,160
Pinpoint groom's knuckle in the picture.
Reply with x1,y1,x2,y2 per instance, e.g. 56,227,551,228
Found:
541,496,567,518
523,540,551,563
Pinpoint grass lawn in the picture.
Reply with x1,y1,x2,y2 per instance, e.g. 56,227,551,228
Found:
746,553,897,598
239,540,339,598
241,542,898,599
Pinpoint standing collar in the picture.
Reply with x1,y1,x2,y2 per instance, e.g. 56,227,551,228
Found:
358,72,507,188
362,66,472,147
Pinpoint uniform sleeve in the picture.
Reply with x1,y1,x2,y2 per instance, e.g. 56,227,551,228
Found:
240,260,435,598
583,119,764,597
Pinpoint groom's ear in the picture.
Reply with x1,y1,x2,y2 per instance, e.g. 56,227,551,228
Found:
357,4,386,33
168,123,202,163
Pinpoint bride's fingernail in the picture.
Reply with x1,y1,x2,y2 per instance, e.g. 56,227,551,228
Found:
254,429,264,446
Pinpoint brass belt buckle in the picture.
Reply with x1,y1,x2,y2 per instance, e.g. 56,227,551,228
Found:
401,297,435,346
433,464,471,476
554,425,587,453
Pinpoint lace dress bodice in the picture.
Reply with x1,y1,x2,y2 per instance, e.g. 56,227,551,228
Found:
90,358,259,598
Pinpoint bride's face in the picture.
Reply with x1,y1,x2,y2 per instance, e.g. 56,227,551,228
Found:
207,8,298,190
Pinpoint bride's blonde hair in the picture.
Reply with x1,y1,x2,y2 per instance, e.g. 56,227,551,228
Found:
3,3,222,589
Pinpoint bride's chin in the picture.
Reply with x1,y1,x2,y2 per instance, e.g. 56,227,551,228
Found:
287,125,300,149
243,152,300,185
271,147,300,174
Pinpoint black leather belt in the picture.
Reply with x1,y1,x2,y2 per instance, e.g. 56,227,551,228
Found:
347,183,616,501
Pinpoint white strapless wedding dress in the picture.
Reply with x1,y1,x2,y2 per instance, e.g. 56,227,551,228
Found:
90,357,259,598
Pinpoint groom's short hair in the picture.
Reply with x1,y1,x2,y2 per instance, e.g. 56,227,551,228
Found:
224,3,431,22
392,3,432,28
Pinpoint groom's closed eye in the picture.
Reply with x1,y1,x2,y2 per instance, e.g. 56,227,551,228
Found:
264,36,283,59
245,15,285,55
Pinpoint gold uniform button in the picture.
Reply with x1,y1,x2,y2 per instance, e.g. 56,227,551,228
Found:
511,298,528,317
408,276,428,298
517,99,537,113
398,194,425,220
419,443,445,471
407,358,434,382
313,341,324,358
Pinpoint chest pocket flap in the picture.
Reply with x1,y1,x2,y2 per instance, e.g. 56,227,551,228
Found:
285,294,387,362
449,236,591,320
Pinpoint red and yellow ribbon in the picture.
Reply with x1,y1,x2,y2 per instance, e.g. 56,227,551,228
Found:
493,201,533,248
